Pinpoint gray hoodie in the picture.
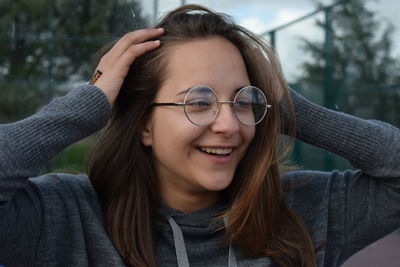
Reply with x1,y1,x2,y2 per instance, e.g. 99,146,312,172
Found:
0,85,399,266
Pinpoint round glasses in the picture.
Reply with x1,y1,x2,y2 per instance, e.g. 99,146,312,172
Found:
152,85,271,126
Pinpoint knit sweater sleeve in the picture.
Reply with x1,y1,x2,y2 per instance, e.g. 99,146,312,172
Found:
284,89,400,266
0,85,111,265
0,85,110,197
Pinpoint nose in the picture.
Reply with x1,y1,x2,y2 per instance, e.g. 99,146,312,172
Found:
209,102,240,137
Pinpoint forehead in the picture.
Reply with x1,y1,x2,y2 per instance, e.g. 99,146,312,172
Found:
157,37,250,98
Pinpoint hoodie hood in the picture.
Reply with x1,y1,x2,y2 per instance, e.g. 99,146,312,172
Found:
156,200,238,267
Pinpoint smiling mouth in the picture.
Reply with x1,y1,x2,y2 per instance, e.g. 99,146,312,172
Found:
198,147,233,156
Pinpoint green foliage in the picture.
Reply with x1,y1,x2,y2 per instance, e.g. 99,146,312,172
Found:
291,0,400,171
0,0,150,171
298,0,400,124
0,0,149,121
51,141,91,173
0,81,44,122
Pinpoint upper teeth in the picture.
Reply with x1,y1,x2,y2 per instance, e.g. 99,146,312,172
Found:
200,147,233,155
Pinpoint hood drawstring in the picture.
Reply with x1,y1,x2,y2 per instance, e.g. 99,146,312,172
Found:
224,217,238,267
168,216,190,267
167,216,238,267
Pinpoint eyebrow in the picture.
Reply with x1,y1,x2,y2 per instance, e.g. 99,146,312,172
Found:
176,87,192,96
175,85,248,96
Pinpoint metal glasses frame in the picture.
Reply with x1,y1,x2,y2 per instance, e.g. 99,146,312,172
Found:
151,85,272,126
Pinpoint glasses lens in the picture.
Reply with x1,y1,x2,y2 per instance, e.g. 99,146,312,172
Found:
234,86,268,125
184,86,218,126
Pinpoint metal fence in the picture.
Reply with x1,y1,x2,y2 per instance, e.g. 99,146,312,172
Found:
1,0,399,172
260,0,400,171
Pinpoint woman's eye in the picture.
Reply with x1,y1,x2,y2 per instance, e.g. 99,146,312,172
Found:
185,100,213,112
235,101,251,109
189,100,210,107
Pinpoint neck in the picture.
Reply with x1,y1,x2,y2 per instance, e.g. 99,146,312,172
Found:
161,184,219,213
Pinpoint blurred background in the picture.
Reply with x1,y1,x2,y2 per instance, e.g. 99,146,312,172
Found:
1,0,399,266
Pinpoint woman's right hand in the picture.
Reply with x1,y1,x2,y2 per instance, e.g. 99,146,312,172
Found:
92,28,165,106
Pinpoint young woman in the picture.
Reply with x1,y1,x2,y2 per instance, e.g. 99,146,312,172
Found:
1,5,399,267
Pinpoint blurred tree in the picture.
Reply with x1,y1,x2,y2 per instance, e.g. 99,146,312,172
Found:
297,0,400,124
0,0,149,122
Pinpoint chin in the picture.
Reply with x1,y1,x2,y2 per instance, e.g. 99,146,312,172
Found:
203,185,229,192
202,177,233,192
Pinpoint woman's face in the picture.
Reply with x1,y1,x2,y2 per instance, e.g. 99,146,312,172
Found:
141,37,255,201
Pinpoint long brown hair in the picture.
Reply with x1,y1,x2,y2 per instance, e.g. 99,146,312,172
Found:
89,4,316,267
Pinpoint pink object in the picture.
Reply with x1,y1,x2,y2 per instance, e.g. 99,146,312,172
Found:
342,233,400,267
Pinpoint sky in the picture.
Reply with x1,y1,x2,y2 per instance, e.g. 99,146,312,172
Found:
137,0,400,82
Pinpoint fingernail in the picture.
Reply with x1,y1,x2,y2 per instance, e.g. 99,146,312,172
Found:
154,40,160,44
157,28,164,31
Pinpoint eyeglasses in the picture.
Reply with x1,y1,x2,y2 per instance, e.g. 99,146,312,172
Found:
151,85,271,126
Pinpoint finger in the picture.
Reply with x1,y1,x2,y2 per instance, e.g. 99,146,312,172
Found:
116,40,162,71
110,28,164,59
123,28,164,44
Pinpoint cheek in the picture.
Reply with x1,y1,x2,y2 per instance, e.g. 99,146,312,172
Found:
150,110,202,153
244,126,256,145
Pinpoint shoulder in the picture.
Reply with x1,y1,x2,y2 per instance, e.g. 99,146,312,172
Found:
28,172,98,200
282,169,361,189
281,170,361,241
282,169,362,208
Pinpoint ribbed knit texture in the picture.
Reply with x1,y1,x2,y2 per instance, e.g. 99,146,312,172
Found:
289,89,398,177
1,85,399,266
